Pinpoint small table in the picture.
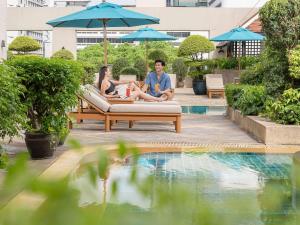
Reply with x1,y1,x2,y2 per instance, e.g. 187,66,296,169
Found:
107,98,134,105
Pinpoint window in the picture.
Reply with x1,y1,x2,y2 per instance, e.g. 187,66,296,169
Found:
77,38,133,44
167,0,208,7
230,41,263,57
167,32,190,38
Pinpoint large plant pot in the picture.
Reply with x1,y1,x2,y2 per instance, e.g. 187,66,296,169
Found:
192,79,207,95
25,132,56,159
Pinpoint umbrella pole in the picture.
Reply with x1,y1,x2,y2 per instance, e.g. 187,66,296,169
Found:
103,19,108,66
145,41,149,73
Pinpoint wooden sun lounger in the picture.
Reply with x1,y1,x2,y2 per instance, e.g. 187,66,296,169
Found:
69,96,182,133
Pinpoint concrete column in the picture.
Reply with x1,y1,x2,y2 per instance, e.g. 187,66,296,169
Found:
0,0,7,60
52,28,77,59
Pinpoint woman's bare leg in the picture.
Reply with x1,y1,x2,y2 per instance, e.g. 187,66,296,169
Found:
129,90,161,101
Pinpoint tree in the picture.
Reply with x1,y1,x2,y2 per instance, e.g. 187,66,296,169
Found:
8,36,41,54
178,35,215,80
289,45,300,80
178,35,214,61
52,48,74,60
112,58,129,80
120,67,139,76
260,0,300,51
172,58,188,82
0,65,26,141
134,58,147,81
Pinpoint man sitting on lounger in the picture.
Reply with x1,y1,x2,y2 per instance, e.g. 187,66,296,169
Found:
142,59,174,101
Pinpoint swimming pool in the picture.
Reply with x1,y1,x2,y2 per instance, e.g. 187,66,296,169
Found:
73,151,295,224
181,106,226,115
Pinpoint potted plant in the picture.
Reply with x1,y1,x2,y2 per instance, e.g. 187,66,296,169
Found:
178,35,215,95
8,56,83,159
0,64,26,167
8,36,41,55
172,58,188,88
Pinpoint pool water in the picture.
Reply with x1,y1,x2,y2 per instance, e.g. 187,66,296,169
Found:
73,152,295,224
181,106,226,115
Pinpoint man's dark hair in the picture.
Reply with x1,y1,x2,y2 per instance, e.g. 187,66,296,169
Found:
155,59,165,66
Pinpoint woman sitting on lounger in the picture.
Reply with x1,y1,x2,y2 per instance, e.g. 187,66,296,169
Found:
98,66,165,102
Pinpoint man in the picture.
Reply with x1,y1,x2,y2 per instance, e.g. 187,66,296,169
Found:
142,59,173,100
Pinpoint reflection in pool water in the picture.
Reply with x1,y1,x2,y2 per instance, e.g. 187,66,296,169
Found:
181,106,226,115
72,152,294,224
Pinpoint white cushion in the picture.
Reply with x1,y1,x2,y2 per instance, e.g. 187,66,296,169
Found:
85,84,107,101
81,86,110,112
109,104,181,114
205,74,224,90
133,100,179,105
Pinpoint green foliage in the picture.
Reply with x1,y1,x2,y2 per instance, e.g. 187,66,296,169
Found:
148,49,168,71
120,67,139,76
234,85,267,116
213,57,238,69
112,58,130,80
77,61,96,85
0,146,8,169
0,143,298,225
52,48,74,60
187,60,214,80
148,49,168,62
178,35,214,60
225,84,248,107
240,55,267,85
289,45,300,79
172,58,188,81
0,64,27,140
225,84,266,115
133,58,147,81
260,0,300,51
265,88,300,125
8,36,41,54
7,56,83,134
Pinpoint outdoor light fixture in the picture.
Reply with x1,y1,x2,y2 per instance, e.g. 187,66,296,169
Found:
1,40,5,48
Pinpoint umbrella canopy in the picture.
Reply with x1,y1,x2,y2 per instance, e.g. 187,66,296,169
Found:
210,27,265,42
120,27,176,41
47,2,160,65
120,27,176,73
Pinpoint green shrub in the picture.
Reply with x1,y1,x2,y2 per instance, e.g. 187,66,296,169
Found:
134,58,147,81
7,56,83,134
0,64,26,140
240,64,264,85
265,88,300,125
178,35,214,80
178,35,214,60
289,45,300,80
52,48,74,60
214,57,238,69
225,84,247,107
8,36,41,54
148,49,168,62
0,146,8,169
235,85,267,115
120,67,139,76
77,61,96,85
112,57,129,80
172,58,188,82
225,84,266,115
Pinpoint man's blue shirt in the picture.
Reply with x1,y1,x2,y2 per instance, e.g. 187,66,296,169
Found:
145,72,171,97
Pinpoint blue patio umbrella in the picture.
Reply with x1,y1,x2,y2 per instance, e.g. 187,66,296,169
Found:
120,27,176,71
47,1,160,65
210,27,265,69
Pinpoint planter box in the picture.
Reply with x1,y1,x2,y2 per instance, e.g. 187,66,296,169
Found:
227,107,300,145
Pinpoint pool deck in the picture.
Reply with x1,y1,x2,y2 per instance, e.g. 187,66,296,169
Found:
1,88,300,182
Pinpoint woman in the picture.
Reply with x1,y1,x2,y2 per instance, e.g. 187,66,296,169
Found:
98,66,165,102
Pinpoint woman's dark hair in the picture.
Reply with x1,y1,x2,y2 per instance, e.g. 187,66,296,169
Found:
98,66,108,89
155,59,165,67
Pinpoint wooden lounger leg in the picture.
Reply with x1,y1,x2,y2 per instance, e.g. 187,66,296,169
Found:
129,121,134,128
105,116,110,132
175,116,181,133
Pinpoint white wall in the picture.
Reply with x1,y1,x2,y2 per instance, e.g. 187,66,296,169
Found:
222,0,268,8
136,0,165,7
0,0,7,60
